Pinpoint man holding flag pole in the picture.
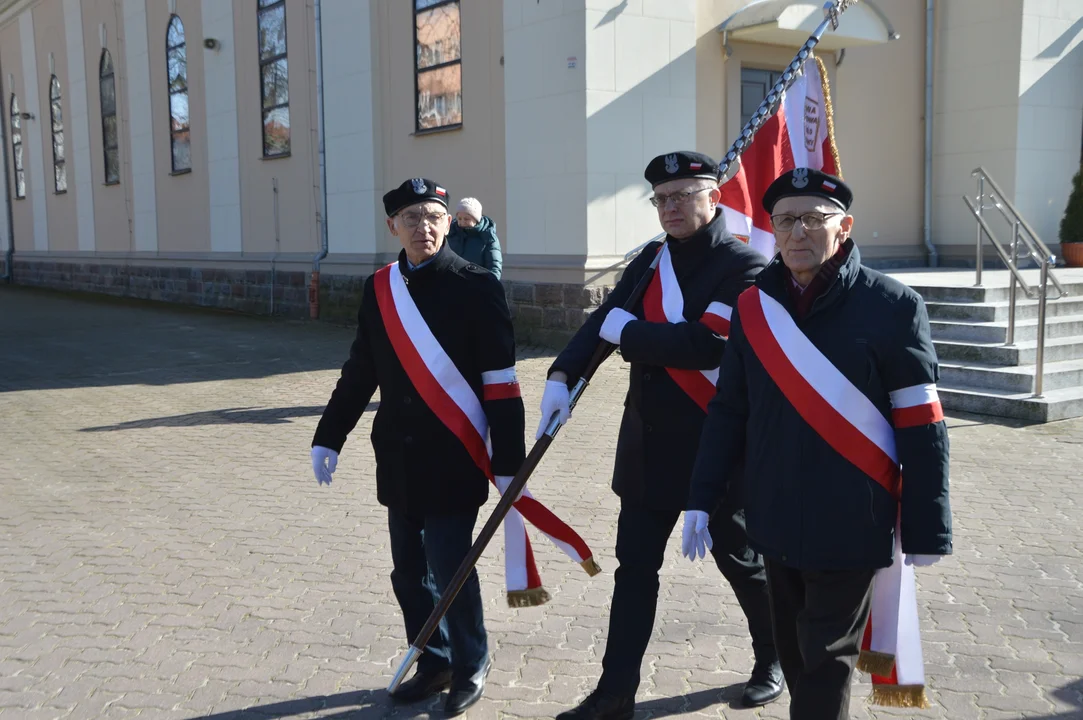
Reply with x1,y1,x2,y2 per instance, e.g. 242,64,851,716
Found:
309,178,599,716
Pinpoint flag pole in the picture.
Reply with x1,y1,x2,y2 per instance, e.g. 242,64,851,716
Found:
386,0,862,694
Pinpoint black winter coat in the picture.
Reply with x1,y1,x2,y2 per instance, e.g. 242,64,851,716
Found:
687,242,953,570
312,245,526,515
550,212,768,511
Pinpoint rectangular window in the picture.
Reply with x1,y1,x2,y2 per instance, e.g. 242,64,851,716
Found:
10,96,25,199
167,15,191,172
414,0,462,132
258,0,289,157
740,67,783,129
100,50,120,184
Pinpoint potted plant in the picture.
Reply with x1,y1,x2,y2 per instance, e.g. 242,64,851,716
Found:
1060,168,1083,267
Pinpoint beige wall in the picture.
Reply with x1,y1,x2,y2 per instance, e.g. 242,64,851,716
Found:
832,0,925,258
1,18,34,252
147,0,211,254
81,0,134,253
694,0,733,164
372,0,506,257
932,0,1024,258
234,0,319,257
33,0,77,252
1016,0,1083,252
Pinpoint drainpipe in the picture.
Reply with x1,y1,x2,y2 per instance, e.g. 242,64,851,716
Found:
309,0,330,319
922,0,939,267
0,56,14,283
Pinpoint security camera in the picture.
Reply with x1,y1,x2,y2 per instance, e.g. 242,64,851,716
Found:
203,38,220,50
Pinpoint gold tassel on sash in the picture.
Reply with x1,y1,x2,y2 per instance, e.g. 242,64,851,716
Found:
856,649,895,677
507,587,551,608
580,558,603,577
869,684,930,709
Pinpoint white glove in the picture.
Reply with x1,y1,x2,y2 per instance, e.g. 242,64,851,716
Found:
536,379,572,440
599,308,636,345
494,475,524,502
905,554,941,567
681,510,713,561
311,446,338,486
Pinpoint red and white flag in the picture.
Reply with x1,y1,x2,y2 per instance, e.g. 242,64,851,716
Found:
720,55,841,259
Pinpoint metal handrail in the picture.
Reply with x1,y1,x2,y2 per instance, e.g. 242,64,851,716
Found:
971,167,1067,297
964,167,1064,398
624,232,666,262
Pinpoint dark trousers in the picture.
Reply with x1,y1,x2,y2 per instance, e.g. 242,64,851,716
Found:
597,497,776,697
764,560,875,720
387,508,488,679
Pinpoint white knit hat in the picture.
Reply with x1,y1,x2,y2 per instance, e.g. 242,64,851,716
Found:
456,197,483,222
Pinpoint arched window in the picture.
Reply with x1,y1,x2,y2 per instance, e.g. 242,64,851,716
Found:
166,14,190,172
10,95,24,199
49,75,66,193
100,49,119,184
258,0,289,157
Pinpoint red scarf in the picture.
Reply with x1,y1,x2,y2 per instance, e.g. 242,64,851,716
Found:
786,240,851,320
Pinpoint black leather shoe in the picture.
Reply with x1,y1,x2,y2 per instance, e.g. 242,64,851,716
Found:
444,659,491,717
741,659,784,707
555,690,635,720
389,667,453,704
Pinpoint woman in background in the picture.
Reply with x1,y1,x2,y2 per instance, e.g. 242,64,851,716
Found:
448,197,503,280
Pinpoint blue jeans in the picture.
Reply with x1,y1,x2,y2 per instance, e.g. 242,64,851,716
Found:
387,508,488,679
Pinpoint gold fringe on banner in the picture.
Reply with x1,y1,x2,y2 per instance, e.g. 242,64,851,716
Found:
856,649,896,677
869,684,930,709
581,558,603,577
814,55,843,179
507,587,551,608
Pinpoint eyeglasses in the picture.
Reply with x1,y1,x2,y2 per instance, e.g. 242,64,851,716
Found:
769,212,842,232
398,211,448,228
649,186,714,209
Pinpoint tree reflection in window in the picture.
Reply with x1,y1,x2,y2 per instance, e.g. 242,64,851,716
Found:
166,14,190,172
258,0,289,156
10,95,24,199
414,0,462,131
49,75,67,192
100,49,120,184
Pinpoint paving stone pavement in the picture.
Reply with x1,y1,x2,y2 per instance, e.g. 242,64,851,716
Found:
2,285,1083,720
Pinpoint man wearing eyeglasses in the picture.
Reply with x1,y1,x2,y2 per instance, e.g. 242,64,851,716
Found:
684,168,952,719
310,178,526,716
544,152,782,720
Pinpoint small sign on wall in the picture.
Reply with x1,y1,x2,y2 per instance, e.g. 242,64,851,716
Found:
567,56,577,69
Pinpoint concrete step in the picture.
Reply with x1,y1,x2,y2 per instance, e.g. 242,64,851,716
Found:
939,383,1083,423
909,280,1083,304
930,314,1083,344
939,358,1083,394
934,336,1083,366
925,296,1083,322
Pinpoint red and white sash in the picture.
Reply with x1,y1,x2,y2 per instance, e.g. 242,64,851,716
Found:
642,244,733,412
374,262,601,607
738,286,943,708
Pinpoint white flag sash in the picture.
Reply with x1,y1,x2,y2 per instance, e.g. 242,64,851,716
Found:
737,286,930,707
373,262,601,606
641,244,733,412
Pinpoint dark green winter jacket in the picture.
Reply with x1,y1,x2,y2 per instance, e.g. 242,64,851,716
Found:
447,216,503,280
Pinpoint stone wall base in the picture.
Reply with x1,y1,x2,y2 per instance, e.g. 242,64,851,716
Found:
5,259,612,348
5,254,949,348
